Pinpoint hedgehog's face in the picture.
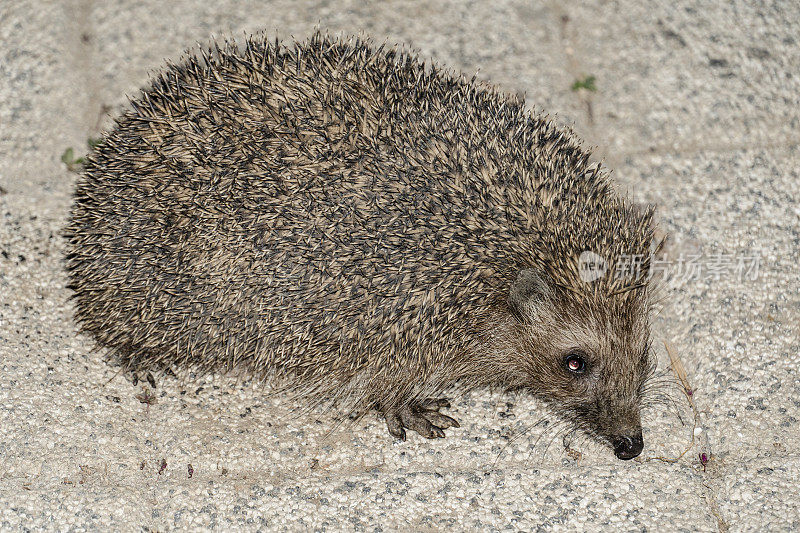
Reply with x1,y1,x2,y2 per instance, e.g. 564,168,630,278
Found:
508,269,653,460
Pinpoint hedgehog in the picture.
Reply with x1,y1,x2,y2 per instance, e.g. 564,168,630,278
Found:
65,31,659,460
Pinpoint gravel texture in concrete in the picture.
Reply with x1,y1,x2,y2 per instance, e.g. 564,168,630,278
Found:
1,0,798,530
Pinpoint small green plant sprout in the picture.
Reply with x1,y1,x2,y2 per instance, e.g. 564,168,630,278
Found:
61,138,102,172
60,147,85,172
571,75,597,92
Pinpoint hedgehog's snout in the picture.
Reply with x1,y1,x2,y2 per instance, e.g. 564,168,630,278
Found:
612,432,644,460
588,388,645,460
603,404,644,459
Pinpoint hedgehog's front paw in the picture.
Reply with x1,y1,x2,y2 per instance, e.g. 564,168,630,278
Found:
383,398,459,440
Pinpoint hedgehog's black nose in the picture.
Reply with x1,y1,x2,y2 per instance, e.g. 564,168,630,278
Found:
612,433,644,460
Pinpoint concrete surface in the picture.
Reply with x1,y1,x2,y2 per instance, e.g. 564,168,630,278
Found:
1,0,798,530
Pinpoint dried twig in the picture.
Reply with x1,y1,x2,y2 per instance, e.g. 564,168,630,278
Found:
644,341,708,465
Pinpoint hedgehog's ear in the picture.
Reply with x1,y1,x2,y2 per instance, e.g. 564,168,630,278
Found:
508,269,550,313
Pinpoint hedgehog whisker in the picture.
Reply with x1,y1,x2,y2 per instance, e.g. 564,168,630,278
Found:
492,418,541,468
526,417,574,465
539,419,578,463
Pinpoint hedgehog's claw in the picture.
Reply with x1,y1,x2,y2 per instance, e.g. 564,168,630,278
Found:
420,398,451,409
128,369,156,389
382,399,459,440
384,412,407,441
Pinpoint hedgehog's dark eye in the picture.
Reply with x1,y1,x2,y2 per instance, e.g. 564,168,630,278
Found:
565,352,586,374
